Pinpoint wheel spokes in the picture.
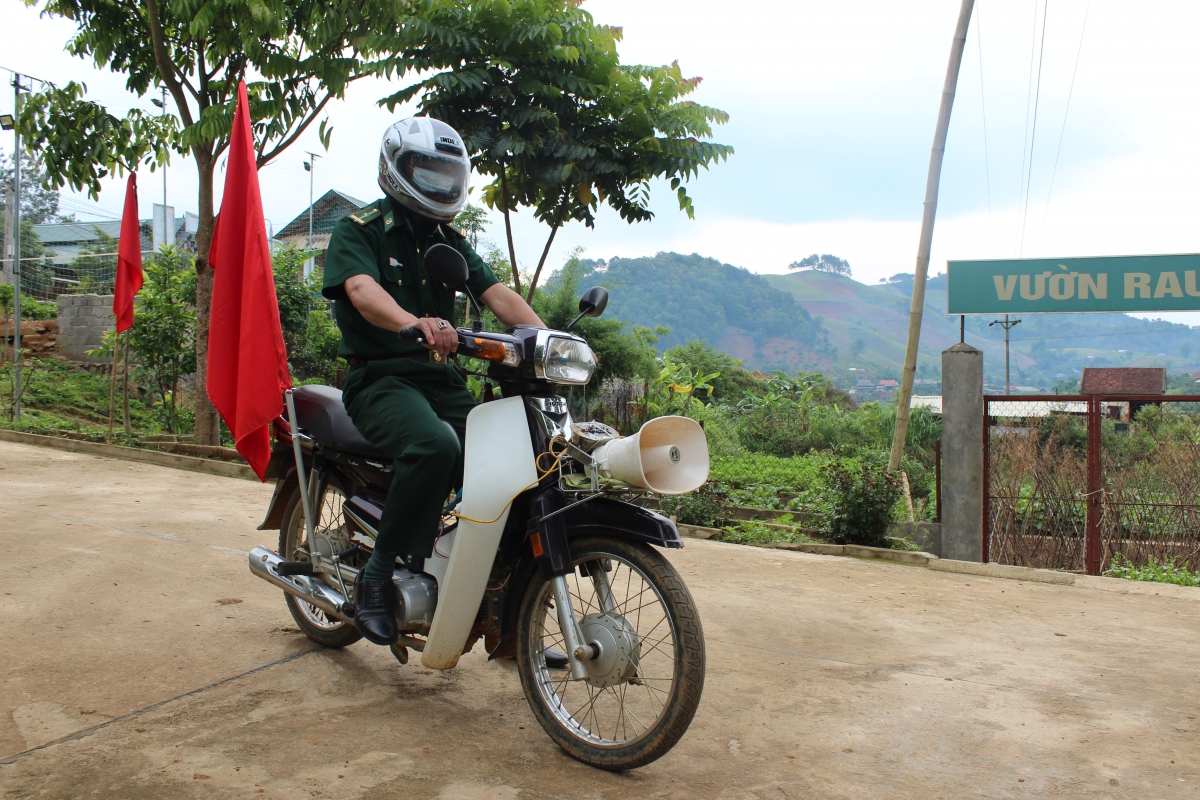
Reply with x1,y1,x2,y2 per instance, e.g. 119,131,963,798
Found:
531,552,678,747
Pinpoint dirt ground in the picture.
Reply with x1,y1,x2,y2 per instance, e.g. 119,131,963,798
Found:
1,440,1198,799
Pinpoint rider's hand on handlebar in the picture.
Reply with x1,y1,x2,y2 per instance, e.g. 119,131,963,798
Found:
409,316,457,358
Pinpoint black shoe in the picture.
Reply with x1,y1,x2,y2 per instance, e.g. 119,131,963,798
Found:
544,648,570,669
353,575,398,646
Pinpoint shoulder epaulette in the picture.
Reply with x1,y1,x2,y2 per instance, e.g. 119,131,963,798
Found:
347,204,383,226
441,223,467,240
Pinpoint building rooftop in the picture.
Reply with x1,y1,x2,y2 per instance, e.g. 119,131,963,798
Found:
1080,367,1166,396
276,190,369,241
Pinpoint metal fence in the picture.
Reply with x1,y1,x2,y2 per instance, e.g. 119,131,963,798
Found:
984,395,1200,575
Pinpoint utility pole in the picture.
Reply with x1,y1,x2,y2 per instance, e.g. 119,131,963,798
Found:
10,73,24,421
989,314,1021,394
150,88,169,239
304,152,321,248
889,0,975,472
303,152,320,278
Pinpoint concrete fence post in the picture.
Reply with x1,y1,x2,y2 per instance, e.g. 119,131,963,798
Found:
941,343,983,561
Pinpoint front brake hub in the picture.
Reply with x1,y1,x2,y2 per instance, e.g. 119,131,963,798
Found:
578,613,641,688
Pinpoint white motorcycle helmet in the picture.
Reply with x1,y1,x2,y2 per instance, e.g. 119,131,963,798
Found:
377,117,471,223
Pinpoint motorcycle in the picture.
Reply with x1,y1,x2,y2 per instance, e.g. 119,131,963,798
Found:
248,244,708,770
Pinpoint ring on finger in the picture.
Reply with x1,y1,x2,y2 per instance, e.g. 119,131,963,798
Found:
437,320,448,329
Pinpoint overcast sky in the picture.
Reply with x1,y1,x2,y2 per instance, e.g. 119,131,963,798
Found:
3,0,1200,323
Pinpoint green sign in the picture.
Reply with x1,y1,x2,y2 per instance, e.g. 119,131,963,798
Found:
947,254,1200,314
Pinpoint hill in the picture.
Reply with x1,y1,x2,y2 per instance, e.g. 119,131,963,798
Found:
576,253,835,372
767,270,1200,389
575,252,1200,391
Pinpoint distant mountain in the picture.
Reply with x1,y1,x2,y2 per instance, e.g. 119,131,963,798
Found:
582,253,1200,389
767,270,1200,389
578,253,835,372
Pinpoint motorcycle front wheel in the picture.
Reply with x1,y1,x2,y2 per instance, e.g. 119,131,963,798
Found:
515,535,705,771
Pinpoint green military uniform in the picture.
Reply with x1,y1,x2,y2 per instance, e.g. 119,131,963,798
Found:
322,196,500,578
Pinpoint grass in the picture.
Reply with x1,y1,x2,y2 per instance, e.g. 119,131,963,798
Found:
0,357,165,442
718,515,821,547
1103,554,1200,587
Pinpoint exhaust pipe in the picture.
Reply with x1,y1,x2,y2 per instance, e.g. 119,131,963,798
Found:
248,546,353,623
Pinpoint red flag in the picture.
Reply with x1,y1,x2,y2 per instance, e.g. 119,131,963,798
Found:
206,81,291,481
113,172,143,332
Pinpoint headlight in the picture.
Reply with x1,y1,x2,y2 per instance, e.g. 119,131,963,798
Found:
535,333,596,384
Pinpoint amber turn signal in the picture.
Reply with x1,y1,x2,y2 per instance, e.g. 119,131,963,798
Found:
470,337,521,366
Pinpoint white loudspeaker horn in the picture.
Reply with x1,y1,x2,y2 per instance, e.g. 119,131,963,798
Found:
591,416,710,495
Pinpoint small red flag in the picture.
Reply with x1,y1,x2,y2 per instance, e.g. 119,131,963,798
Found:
206,81,291,481
113,172,143,333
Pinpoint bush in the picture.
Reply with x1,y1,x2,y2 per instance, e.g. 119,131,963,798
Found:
0,284,56,320
823,456,903,547
657,481,730,528
719,515,814,547
273,246,342,383
1103,554,1200,586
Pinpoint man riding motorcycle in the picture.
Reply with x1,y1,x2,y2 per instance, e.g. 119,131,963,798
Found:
321,117,544,646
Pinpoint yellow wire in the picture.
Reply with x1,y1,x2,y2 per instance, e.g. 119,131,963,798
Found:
451,437,568,525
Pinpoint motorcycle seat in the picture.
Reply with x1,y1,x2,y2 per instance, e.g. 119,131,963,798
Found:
290,384,388,460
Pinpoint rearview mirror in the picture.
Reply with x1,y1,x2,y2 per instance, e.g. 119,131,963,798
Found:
424,243,469,288
565,286,609,332
578,286,609,318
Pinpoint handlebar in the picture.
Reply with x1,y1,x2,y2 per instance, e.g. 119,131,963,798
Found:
396,326,425,343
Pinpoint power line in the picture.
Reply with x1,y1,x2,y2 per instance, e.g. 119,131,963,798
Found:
1019,0,1050,257
1016,0,1040,254
976,0,994,256
1037,0,1091,256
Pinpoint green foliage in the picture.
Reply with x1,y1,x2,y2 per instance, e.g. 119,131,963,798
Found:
822,456,903,547
1103,554,1200,587
719,516,815,547
110,247,197,433
19,0,403,197
664,340,759,402
0,151,70,224
272,247,341,383
453,204,490,252
646,354,719,416
0,357,157,434
0,284,57,320
386,0,732,295
657,481,730,528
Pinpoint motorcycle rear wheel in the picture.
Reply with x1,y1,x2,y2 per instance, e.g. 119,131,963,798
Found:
279,478,363,648
515,535,705,771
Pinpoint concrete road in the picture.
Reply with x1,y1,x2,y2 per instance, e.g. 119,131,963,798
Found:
1,440,1198,799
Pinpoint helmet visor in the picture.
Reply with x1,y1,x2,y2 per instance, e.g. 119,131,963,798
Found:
396,151,469,206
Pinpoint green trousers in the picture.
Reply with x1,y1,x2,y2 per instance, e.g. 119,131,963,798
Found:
341,358,475,577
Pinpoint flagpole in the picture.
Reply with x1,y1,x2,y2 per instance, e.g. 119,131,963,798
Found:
106,327,120,444
122,329,132,434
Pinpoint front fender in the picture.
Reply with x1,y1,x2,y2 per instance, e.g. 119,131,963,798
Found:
488,491,684,661
531,489,682,576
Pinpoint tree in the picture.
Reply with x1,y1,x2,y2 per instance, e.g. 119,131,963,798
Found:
386,0,732,300
273,246,340,383
18,0,403,444
453,204,489,251
1,151,69,291
0,150,71,225
789,254,852,277
125,246,197,433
